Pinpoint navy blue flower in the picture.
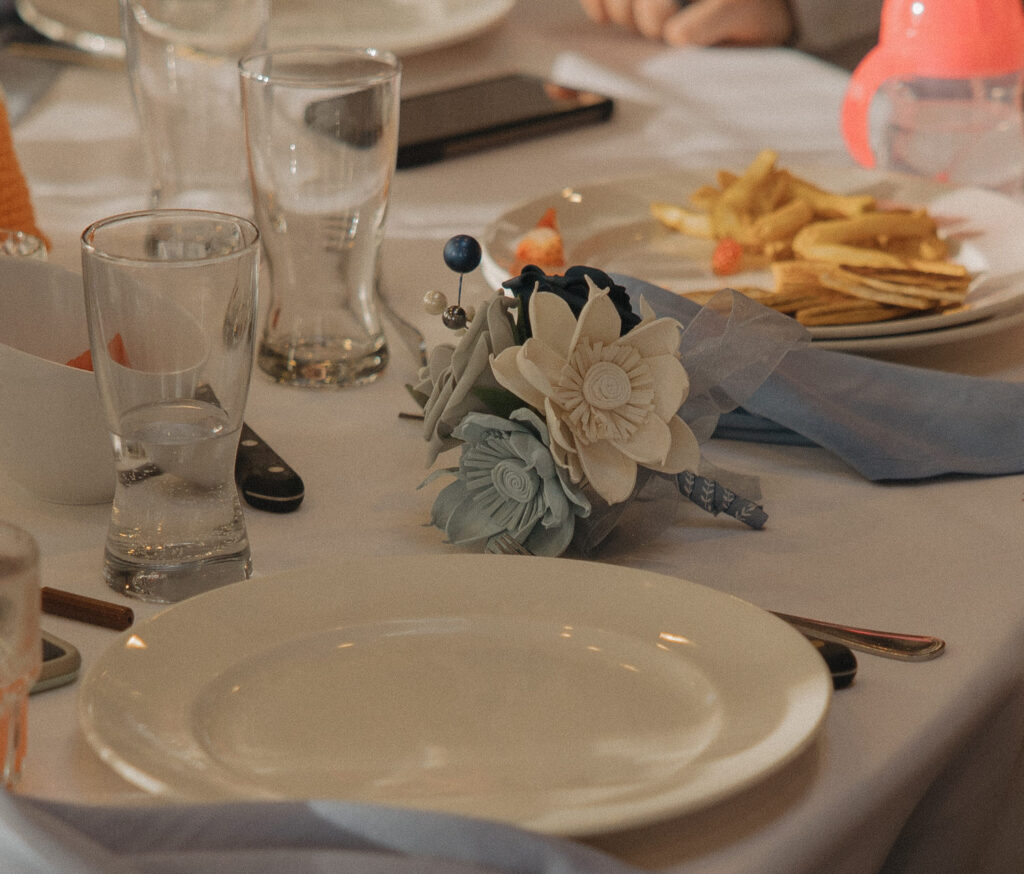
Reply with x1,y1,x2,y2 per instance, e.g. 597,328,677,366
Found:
501,265,640,339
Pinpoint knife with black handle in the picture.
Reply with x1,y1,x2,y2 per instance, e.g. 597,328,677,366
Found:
117,384,304,512
235,420,305,513
808,638,858,690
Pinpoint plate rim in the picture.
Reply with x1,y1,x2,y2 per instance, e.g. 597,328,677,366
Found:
78,554,832,836
15,0,516,58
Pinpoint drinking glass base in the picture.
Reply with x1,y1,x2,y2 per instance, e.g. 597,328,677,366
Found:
258,340,388,387
103,547,252,604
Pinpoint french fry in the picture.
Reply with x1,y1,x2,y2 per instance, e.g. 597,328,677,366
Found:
651,150,974,328
752,197,815,243
650,200,713,239
716,170,739,189
791,242,930,270
784,174,875,218
790,211,937,249
688,185,721,211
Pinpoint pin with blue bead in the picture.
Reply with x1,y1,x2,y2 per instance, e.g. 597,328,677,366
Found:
424,234,482,330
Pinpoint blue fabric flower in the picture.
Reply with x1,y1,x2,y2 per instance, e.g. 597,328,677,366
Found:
425,409,590,557
501,265,640,339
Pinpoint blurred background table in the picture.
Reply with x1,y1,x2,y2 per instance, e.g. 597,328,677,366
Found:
3,1,1024,872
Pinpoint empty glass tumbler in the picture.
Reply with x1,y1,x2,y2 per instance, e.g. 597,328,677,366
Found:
239,46,401,387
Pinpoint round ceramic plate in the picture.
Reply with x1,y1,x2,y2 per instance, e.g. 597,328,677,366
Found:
480,167,1024,350
16,0,515,57
79,554,831,836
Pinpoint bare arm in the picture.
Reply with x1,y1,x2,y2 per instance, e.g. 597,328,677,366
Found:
579,0,794,48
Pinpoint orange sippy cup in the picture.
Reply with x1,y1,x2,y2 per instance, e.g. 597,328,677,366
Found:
841,0,1024,193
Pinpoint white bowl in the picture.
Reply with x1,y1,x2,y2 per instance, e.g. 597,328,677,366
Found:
0,259,115,504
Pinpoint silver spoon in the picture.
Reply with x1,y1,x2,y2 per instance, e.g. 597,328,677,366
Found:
770,611,945,661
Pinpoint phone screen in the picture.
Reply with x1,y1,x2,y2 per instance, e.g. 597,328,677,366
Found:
397,73,614,168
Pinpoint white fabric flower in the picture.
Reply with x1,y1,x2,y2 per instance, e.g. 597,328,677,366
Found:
490,285,699,504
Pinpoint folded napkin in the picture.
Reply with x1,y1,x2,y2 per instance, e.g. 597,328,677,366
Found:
4,795,642,874
0,88,49,245
622,276,1024,482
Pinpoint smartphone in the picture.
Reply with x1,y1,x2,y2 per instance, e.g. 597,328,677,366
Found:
31,631,82,694
396,73,614,168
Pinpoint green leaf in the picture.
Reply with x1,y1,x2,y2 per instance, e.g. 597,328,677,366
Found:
472,386,525,419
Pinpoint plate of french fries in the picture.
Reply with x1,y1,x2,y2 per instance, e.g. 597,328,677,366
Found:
481,150,1024,349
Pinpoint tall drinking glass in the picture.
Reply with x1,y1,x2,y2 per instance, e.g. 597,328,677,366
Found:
0,522,40,790
239,46,401,387
120,0,269,213
81,210,260,603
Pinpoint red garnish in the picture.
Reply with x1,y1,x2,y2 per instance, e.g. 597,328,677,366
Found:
65,348,94,371
65,333,131,371
711,237,744,276
107,333,130,367
513,207,565,268
536,206,559,231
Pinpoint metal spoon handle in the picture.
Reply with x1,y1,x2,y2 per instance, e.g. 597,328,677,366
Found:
772,612,945,661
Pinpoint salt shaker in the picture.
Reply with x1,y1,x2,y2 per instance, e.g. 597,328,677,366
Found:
841,0,1024,196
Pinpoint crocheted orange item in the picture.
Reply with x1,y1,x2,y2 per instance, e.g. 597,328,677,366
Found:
0,95,49,247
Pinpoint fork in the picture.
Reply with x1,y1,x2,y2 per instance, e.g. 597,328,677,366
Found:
484,532,945,660
378,287,428,368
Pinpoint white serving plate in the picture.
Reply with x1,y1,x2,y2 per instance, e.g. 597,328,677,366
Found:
16,0,515,58
481,167,1024,352
79,554,831,836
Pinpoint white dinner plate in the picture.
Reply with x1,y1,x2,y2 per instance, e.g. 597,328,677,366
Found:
813,301,1024,352
79,554,831,836
15,0,515,58
480,167,1024,351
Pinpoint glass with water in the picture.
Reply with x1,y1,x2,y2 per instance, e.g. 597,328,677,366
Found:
878,74,1024,196
81,210,260,602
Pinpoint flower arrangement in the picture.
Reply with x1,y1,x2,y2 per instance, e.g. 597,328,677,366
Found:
409,246,789,557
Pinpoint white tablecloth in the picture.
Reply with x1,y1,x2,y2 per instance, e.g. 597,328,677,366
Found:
5,1,1024,871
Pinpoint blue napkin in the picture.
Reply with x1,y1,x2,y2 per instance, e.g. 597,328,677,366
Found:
624,277,1024,482
4,796,642,874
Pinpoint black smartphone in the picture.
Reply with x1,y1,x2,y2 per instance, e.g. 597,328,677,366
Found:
396,73,614,168
32,631,82,694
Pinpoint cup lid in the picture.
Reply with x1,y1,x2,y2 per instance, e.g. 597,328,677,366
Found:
878,0,1024,78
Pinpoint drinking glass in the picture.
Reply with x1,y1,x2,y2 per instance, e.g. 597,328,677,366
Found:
0,229,46,260
0,522,41,789
239,46,401,387
120,0,269,214
81,210,260,603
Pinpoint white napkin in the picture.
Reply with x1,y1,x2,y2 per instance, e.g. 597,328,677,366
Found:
549,48,850,161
